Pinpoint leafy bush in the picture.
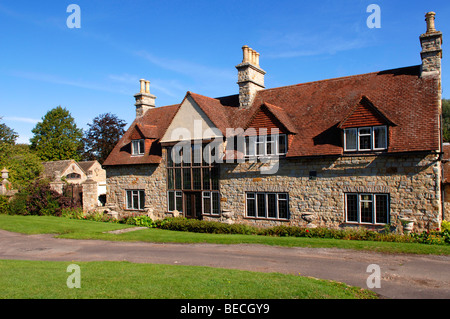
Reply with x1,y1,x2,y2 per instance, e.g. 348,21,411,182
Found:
124,215,155,228
7,192,29,215
0,195,9,214
153,217,450,245
442,220,450,232
155,217,259,235
24,180,78,217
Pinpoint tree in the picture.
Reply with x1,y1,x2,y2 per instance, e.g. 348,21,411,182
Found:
30,106,83,161
0,118,18,145
0,144,43,190
82,113,127,164
0,119,42,189
442,99,450,142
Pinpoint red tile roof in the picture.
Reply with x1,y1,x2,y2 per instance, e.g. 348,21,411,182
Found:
103,104,179,166
104,65,441,166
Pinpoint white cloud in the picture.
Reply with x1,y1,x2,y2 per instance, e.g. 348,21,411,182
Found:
2,116,39,124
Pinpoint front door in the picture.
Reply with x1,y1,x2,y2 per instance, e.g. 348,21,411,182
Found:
184,191,202,219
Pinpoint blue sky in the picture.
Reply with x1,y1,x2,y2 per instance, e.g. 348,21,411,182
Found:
0,0,449,144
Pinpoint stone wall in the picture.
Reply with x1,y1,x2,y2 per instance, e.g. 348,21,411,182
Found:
105,152,442,233
106,162,167,219
213,153,442,233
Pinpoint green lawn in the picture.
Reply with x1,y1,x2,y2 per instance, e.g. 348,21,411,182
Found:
0,259,377,299
0,214,449,255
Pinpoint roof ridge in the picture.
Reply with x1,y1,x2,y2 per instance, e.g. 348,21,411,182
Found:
260,65,421,93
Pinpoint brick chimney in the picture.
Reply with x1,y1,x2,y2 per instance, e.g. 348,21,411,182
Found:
236,46,266,109
420,12,443,77
134,79,156,117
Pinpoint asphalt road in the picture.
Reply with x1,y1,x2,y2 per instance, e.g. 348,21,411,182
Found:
0,229,449,299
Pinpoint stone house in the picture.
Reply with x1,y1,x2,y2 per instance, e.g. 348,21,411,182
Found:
103,12,445,233
42,159,107,210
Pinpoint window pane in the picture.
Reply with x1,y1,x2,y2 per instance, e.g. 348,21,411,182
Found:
266,136,275,155
127,191,132,209
247,193,256,217
139,140,145,154
246,136,256,156
203,192,211,215
176,191,183,212
193,168,201,190
192,144,202,166
167,169,174,190
267,193,277,218
174,146,182,167
212,192,220,215
132,141,138,155
183,168,191,189
202,168,210,190
132,191,139,209
360,194,373,223
256,136,265,156
168,191,175,211
175,169,182,189
374,126,387,149
182,144,191,165
202,144,210,166
345,129,357,151
278,135,287,154
211,166,219,190
375,194,389,224
359,135,371,150
346,194,358,222
278,196,288,219
139,191,145,209
166,147,173,167
257,193,266,218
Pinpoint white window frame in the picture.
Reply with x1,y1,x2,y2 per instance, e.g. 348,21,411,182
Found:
344,126,387,152
126,189,145,210
132,139,145,156
244,134,287,157
345,193,390,225
202,191,220,216
372,125,387,151
167,190,183,212
245,192,289,220
358,127,372,151
343,128,357,151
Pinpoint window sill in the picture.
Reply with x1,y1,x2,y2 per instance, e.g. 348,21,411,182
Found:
245,216,290,221
344,221,388,226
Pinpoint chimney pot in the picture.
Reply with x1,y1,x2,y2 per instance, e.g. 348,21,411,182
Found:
140,79,145,93
242,45,249,63
425,12,436,33
145,80,150,94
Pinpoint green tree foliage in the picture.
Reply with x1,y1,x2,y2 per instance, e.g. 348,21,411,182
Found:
82,113,126,164
0,144,43,190
0,120,18,145
442,99,450,142
0,120,42,190
30,106,83,161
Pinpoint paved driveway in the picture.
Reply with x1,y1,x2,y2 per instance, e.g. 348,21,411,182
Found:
0,229,449,299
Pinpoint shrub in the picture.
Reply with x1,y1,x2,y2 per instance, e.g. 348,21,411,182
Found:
0,195,9,214
442,220,450,232
7,192,28,215
125,215,155,228
25,179,78,217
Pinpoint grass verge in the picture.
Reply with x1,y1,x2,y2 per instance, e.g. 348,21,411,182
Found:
0,259,377,299
0,214,449,255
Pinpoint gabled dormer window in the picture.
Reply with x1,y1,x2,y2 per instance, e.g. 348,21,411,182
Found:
344,126,387,152
132,139,145,156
